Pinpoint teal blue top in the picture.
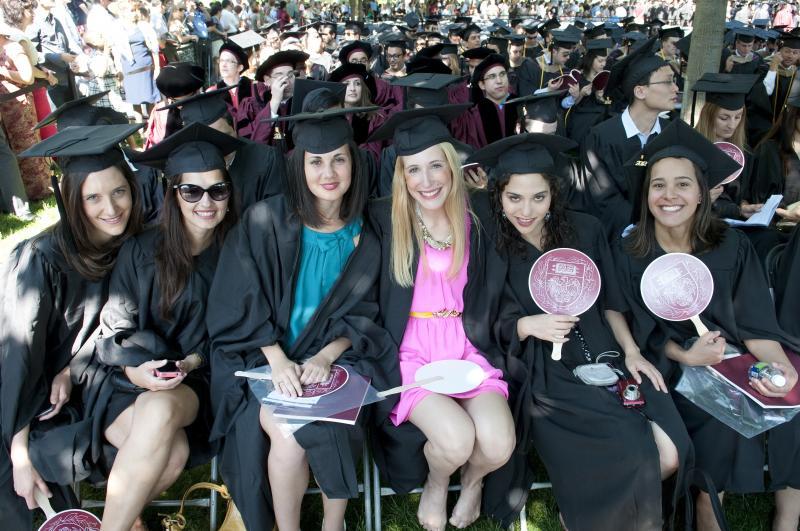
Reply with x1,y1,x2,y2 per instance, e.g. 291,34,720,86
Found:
285,218,362,347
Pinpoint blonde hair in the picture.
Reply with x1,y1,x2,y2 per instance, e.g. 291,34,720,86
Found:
694,101,748,149
390,142,475,287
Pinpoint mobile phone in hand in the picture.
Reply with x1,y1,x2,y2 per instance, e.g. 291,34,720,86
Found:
154,361,183,379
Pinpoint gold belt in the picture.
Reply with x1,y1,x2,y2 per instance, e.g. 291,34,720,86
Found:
409,309,462,318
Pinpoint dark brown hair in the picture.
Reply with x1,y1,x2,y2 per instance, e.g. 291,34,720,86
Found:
489,170,576,256
155,169,238,320
624,159,727,257
756,104,799,178
285,140,367,228
47,163,143,281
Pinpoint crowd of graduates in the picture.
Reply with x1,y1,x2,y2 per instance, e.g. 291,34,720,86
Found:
3,3,800,531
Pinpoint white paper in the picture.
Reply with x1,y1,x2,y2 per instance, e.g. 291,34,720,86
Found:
726,194,782,227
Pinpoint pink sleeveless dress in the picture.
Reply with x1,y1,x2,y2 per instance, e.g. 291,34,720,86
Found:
390,222,508,426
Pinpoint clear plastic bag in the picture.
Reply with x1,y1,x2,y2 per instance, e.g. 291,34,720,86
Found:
675,365,800,438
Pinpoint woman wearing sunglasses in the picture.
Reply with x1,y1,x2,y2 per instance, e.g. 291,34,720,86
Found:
93,123,241,531
206,107,397,530
0,125,143,527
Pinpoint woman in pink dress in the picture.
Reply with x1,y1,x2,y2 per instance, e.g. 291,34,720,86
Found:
368,105,516,531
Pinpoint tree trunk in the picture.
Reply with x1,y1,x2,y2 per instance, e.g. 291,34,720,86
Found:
680,0,728,123
351,0,362,21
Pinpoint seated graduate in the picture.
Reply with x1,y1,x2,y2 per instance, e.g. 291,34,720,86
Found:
205,106,398,531
1,125,143,528
367,105,516,531
465,53,520,148
160,86,286,214
565,38,614,146
328,62,390,164
338,40,403,108
774,225,800,338
95,123,241,531
612,119,800,531
469,133,691,531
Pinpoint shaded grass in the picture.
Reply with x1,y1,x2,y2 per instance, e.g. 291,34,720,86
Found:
0,196,58,259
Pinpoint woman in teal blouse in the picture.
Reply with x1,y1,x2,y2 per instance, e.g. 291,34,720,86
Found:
207,102,399,530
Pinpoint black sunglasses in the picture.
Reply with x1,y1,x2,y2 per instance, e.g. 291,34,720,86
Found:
173,182,232,203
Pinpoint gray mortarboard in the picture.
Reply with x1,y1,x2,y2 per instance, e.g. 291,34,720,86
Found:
587,38,614,56
622,31,648,44
691,73,757,113
658,26,684,40
605,37,666,100
625,119,742,221
550,30,581,49
19,123,143,251
753,19,769,29
291,78,347,114
156,62,205,99
130,122,243,177
393,72,461,107
276,106,378,153
447,23,465,35
507,90,567,124
160,85,237,125
466,132,576,175
228,30,264,53
725,20,746,30
462,46,495,60
35,91,127,130
404,13,420,29
366,104,471,155
521,19,539,33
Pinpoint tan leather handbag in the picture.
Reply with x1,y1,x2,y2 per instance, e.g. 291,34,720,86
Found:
161,482,245,531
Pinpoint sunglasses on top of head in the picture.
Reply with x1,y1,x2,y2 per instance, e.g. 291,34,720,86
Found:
173,182,232,202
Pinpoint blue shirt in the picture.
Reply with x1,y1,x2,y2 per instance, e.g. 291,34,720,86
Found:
285,218,362,347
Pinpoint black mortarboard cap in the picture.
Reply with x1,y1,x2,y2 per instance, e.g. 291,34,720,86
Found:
366,104,471,156
219,39,249,69
417,43,445,58
625,23,650,34
539,18,560,33
447,23,465,35
605,37,667,98
255,50,309,81
392,72,461,107
585,25,608,40
35,91,127,130
291,79,347,114
466,132,576,175
676,34,691,58
691,73,757,111
623,31,648,43
658,26,684,40
161,85,237,125
441,43,458,55
339,40,374,63
460,23,481,39
344,19,365,32
753,19,769,28
470,53,509,100
550,30,581,48
455,16,472,25
405,55,452,76
328,63,377,99
156,62,205,98
507,90,567,123
462,47,495,60
650,18,666,28
733,27,756,43
490,19,512,36
130,122,243,177
404,13,420,29
275,106,376,153
780,32,800,49
587,38,614,55
487,36,509,55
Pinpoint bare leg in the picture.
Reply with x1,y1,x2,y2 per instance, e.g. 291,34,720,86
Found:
696,490,724,531
408,394,476,531
650,421,679,479
101,386,199,531
449,393,515,529
320,491,347,531
260,406,309,531
774,487,800,531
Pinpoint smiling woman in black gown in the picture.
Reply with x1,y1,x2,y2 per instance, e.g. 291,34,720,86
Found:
468,133,692,531
614,119,800,531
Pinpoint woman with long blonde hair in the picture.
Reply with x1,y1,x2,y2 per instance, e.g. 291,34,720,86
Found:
368,105,516,531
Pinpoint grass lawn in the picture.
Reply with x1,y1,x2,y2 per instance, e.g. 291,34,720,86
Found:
5,202,776,530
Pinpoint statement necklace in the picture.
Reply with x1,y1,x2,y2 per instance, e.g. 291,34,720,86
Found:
415,204,453,250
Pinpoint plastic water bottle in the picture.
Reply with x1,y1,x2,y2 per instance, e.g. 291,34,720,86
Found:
748,362,787,387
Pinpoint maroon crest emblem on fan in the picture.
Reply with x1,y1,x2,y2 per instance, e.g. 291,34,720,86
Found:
714,141,745,184
300,364,349,398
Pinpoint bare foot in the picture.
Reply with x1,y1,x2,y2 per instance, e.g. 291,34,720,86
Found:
448,479,482,529
130,516,148,531
417,478,448,531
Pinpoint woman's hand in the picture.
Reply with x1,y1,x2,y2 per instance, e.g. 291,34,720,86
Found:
176,353,202,374
464,166,487,187
682,331,726,366
709,185,724,203
518,314,578,343
270,356,303,397
776,204,800,222
740,201,763,219
123,360,185,392
750,361,798,398
300,354,332,385
39,366,71,421
12,459,49,510
546,77,561,92
625,353,668,393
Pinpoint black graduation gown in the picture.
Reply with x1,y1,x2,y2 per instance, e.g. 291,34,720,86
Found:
565,86,611,147
713,151,752,220
229,139,286,213
0,234,111,524
581,114,669,241
748,139,800,206
747,71,796,146
468,96,520,149
509,57,539,97
490,211,692,531
205,195,398,530
94,228,217,468
132,163,164,225
613,228,800,493
774,225,800,338
367,192,520,498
